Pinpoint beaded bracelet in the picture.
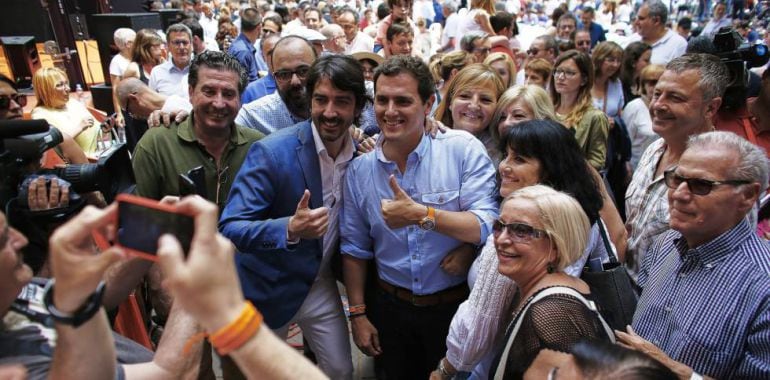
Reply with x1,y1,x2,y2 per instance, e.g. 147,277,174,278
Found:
348,304,366,315
209,302,263,356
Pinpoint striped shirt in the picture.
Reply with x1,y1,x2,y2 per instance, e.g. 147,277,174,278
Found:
633,220,770,379
625,139,669,274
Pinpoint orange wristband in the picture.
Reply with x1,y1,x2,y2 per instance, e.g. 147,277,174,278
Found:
209,302,263,356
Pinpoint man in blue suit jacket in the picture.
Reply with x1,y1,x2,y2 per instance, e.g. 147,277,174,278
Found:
219,55,368,380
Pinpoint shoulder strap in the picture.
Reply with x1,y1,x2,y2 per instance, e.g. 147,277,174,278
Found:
493,287,615,379
596,218,619,264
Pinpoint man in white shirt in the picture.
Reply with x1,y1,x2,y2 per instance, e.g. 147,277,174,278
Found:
628,0,687,65
149,24,193,98
339,7,375,54
438,1,459,52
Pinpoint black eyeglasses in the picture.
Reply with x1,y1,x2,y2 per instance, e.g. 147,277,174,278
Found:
492,220,548,243
527,47,539,55
663,166,751,195
273,66,311,82
0,93,27,109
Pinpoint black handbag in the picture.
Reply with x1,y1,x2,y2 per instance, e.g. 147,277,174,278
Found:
581,220,640,331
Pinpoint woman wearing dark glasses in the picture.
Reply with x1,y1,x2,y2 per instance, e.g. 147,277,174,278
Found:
432,119,625,380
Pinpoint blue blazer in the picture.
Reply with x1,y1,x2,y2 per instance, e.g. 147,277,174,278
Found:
219,121,326,328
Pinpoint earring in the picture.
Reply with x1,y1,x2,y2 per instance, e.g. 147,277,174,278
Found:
546,262,555,274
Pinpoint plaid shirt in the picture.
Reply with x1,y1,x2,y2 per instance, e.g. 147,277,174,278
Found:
633,220,770,379
624,139,670,274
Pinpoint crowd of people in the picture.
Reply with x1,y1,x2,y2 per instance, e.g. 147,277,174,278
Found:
2,0,770,379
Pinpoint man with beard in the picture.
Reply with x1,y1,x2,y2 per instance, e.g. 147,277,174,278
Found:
219,55,365,379
236,36,316,135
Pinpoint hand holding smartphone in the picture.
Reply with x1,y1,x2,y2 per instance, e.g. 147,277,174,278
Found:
115,194,195,261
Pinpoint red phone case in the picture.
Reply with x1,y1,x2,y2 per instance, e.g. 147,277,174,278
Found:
114,193,194,262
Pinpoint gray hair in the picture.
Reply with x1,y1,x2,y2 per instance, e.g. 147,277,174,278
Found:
460,31,489,52
442,0,457,12
166,23,193,40
645,0,668,24
687,131,770,194
113,28,136,50
665,53,730,101
535,34,558,55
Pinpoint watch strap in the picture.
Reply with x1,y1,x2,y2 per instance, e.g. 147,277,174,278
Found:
44,280,106,328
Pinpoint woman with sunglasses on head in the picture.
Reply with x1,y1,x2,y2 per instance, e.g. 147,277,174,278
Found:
551,50,609,171
434,64,506,158
488,85,557,164
622,64,664,169
432,120,625,380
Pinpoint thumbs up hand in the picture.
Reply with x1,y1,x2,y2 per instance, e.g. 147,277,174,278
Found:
381,175,428,229
288,190,330,241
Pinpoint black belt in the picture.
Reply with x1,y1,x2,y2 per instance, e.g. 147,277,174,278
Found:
377,278,469,307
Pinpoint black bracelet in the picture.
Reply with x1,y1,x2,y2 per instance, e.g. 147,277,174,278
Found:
43,280,106,328
348,312,366,320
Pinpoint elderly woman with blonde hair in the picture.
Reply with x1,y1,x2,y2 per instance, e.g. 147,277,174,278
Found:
31,67,104,159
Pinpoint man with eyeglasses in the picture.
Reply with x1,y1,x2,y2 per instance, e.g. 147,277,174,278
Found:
320,24,348,54
556,13,578,43
149,23,193,97
573,30,592,55
236,36,316,135
628,0,687,65
515,35,557,85
228,7,263,83
625,54,729,276
618,131,770,379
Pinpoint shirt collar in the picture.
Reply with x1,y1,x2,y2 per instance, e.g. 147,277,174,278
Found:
673,219,753,268
177,112,251,145
374,131,428,163
310,121,355,161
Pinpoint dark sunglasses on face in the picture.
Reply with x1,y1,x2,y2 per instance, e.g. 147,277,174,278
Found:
492,220,548,242
0,93,27,109
663,166,751,195
273,66,311,82
527,48,539,55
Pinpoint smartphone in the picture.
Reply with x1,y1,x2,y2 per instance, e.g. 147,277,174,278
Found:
178,174,196,197
115,194,194,261
185,166,208,198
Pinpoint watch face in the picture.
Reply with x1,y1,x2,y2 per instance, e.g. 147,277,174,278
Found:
420,219,436,230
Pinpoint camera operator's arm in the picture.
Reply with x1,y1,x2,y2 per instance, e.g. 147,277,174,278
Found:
158,196,328,380
47,205,124,380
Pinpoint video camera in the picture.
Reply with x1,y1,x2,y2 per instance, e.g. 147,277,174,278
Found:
713,27,769,109
0,119,135,216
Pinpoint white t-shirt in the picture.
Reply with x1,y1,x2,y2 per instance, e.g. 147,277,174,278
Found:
628,29,687,65
109,54,131,78
622,98,659,169
441,12,460,48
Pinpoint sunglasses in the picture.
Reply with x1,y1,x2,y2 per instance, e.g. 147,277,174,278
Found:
663,166,751,195
274,66,311,82
0,93,27,109
492,220,548,243
527,48,539,55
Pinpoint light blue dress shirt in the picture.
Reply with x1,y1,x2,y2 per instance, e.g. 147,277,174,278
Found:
236,92,305,135
341,129,499,295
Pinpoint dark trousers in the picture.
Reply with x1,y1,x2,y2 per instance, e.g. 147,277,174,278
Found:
372,289,461,380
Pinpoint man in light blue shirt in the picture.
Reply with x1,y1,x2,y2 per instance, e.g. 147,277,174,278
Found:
149,23,192,97
341,55,498,379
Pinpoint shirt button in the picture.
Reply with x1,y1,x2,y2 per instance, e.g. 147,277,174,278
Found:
653,340,660,346
414,278,419,282
412,255,417,259
664,306,672,312
705,263,713,269
678,273,686,278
